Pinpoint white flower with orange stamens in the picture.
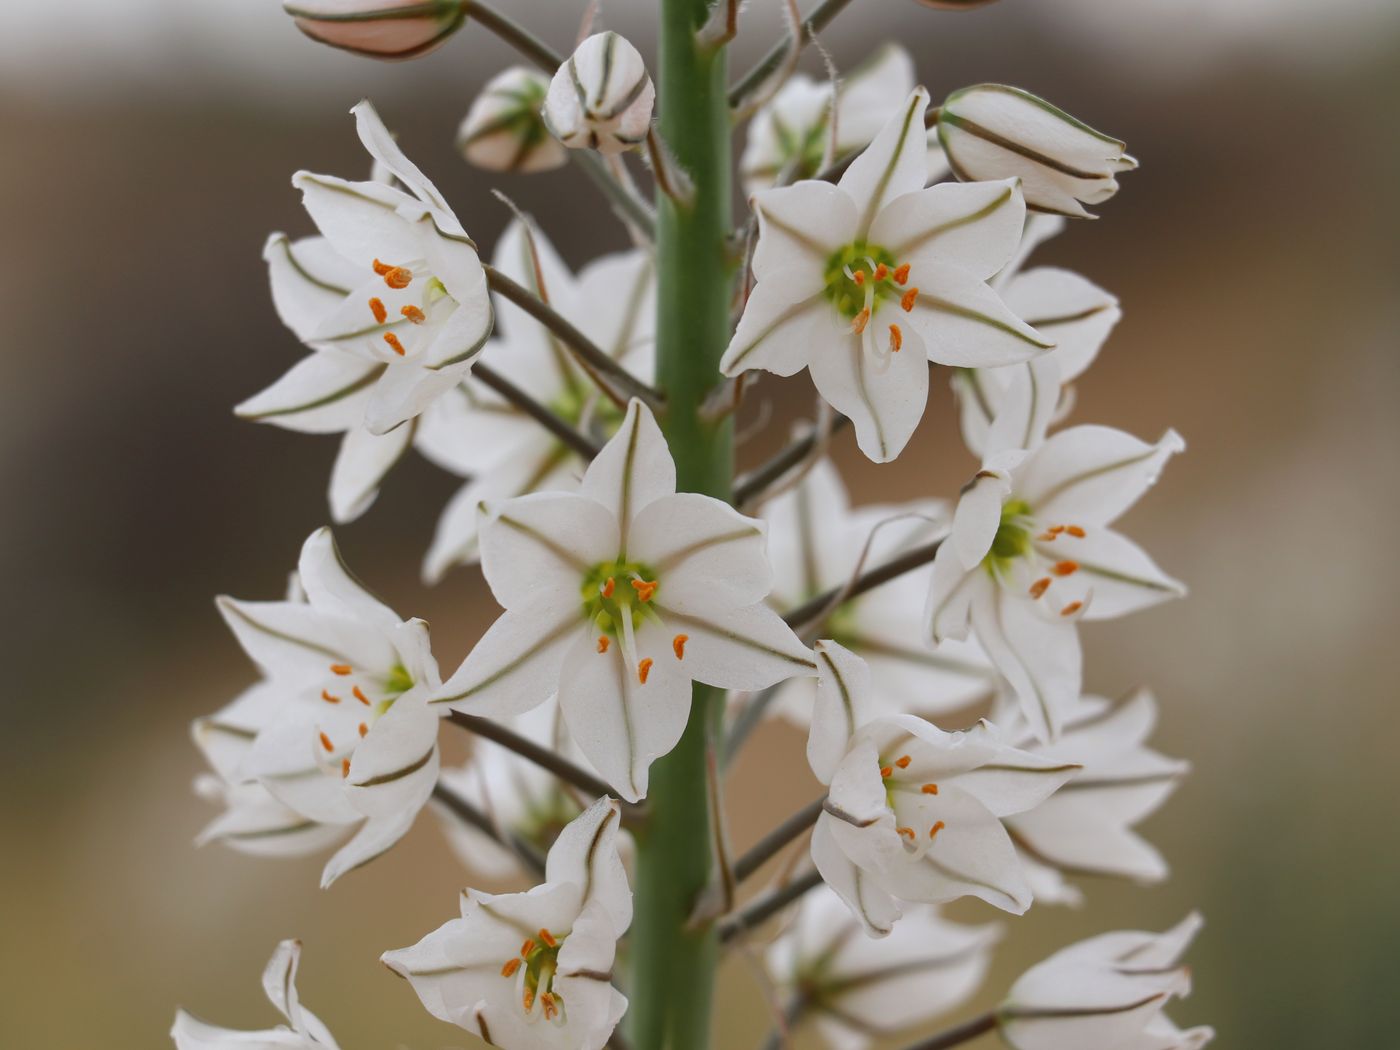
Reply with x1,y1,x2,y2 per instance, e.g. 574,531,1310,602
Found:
543,32,655,156
760,457,996,726
1000,913,1214,1050
172,938,339,1049
807,643,1079,934
924,426,1186,743
432,400,815,802
721,87,1053,464
384,797,631,1050
997,689,1190,907
237,99,492,446
211,527,443,888
420,219,655,583
766,885,999,1050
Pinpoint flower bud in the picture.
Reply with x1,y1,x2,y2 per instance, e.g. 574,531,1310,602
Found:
938,83,1137,217
283,0,464,60
543,31,655,156
457,67,567,173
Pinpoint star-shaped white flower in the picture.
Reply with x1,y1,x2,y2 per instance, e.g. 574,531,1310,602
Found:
433,400,815,801
766,885,999,1050
760,457,995,726
1001,913,1213,1050
237,99,492,448
211,527,443,887
384,797,631,1050
925,425,1185,742
740,44,949,193
807,643,1079,934
722,87,1052,463
419,219,655,582
172,938,339,1049
997,688,1190,906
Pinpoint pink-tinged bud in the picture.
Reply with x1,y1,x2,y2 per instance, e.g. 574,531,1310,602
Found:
283,0,465,61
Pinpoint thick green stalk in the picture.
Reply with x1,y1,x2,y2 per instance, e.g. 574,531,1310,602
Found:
627,0,733,1047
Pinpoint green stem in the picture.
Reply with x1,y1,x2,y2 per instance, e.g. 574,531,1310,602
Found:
627,0,734,1046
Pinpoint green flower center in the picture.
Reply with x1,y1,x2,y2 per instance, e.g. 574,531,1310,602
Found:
581,558,660,638
502,928,568,1021
822,241,902,321
987,499,1034,569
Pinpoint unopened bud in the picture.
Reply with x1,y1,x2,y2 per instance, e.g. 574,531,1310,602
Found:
457,67,566,174
938,84,1137,217
543,32,655,156
283,0,464,60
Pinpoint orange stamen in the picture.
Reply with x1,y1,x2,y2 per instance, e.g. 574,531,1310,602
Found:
1049,525,1067,535
368,297,387,324
400,304,427,324
1053,560,1080,576
541,993,558,1020
873,263,888,281
672,634,688,660
501,958,522,978
601,577,615,599
538,928,558,948
921,783,939,795
520,938,536,957
1061,601,1083,617
522,986,535,1012
896,826,916,840
888,323,902,352
341,757,351,778
879,765,893,779
330,664,352,676
319,732,334,752
929,820,946,841
353,686,371,706
1037,531,1059,542
358,722,368,738
1066,525,1086,538
372,258,392,275
383,332,406,356
630,578,657,602
1028,577,1052,599
900,287,918,312
321,690,341,704
895,754,911,769
852,307,870,334
852,270,865,286
597,635,610,654
382,266,413,290
638,658,654,685
893,263,910,285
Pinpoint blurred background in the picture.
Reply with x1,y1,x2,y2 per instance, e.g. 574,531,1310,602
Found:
2,0,1398,1046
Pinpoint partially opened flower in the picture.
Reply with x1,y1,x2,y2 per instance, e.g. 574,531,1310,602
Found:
740,45,949,193
459,66,567,173
238,99,492,440
808,643,1079,933
1000,913,1213,1050
761,458,995,726
999,689,1190,905
384,797,631,1050
172,938,338,1049
722,88,1052,462
544,32,655,155
419,219,655,582
938,84,1138,218
924,426,1185,741
767,886,999,1050
283,0,464,60
433,401,815,801
212,527,443,887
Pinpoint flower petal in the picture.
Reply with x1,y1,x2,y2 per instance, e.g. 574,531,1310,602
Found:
808,641,873,785
971,585,1080,743
479,492,620,610
580,399,676,545
1001,266,1120,383
297,527,401,633
293,171,421,268
812,816,902,937
1033,526,1184,620
363,357,467,435
1019,425,1185,527
751,180,857,279
351,99,452,218
544,796,632,932
904,262,1053,367
263,233,360,341
871,179,1026,283
627,493,770,609
839,88,930,234
807,322,929,463
650,600,815,691
721,273,827,378
329,421,415,524
235,353,380,435
433,599,580,718
982,355,1062,457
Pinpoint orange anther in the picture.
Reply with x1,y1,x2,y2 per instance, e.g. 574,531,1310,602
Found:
1029,578,1052,599
501,957,522,978
522,986,535,1012
597,635,610,654
895,755,911,769
1053,561,1080,576
538,928,558,947
353,686,371,706
900,287,919,312
400,304,426,324
520,938,536,957
852,307,871,334
341,757,351,778
852,270,866,286
601,577,615,599
372,258,392,275
921,783,939,795
1037,531,1059,542
879,765,893,779
1066,525,1086,538
368,297,387,324
382,267,413,290
673,634,688,660
358,722,368,738
638,658,654,685
383,332,406,356
541,993,558,1020
330,664,352,675
630,578,657,602
1049,525,1067,535
319,732,334,752
893,263,910,285
873,263,889,281
321,690,341,704
929,820,946,841
888,323,902,352
896,826,915,840
1061,601,1083,617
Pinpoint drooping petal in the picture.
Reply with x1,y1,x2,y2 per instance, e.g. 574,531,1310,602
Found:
839,88,931,235
904,262,1053,368
351,99,453,219
235,353,380,435
363,357,468,435
297,527,401,634
433,599,580,718
871,179,1026,283
650,600,815,691
170,1009,313,1049
328,420,414,524
544,796,632,932
580,399,676,546
1018,425,1185,527
263,233,360,341
808,641,874,785
982,355,1061,457
478,492,620,610
751,180,857,279
806,322,929,463
952,462,1015,570
812,816,902,937
971,585,1081,742
627,493,771,609
924,541,984,645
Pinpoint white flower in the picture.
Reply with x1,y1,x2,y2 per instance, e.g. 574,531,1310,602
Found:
767,886,999,1050
172,938,338,1049
384,798,631,1050
212,527,442,887
938,84,1138,218
998,689,1190,906
238,99,492,443
283,0,464,60
722,88,1052,463
925,425,1185,742
544,32,655,155
420,219,655,582
433,400,815,801
1001,913,1213,1050
807,642,1079,933
953,213,1122,458
740,45,950,194
761,458,995,726
459,66,568,174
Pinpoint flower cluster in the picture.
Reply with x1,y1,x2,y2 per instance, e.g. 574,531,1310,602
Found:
176,6,1212,1050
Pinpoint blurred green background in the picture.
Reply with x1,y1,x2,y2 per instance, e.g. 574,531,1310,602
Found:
2,0,1398,1046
